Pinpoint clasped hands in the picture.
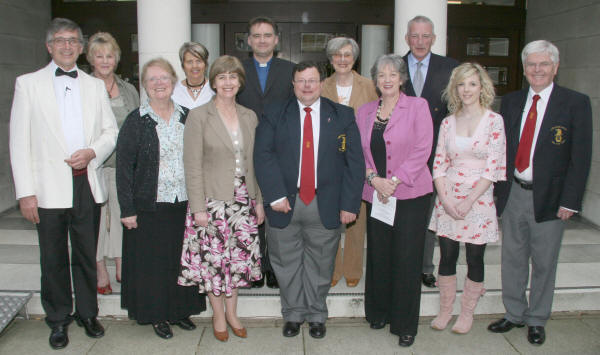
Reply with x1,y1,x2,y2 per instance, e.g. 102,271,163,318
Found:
439,195,474,220
372,176,400,204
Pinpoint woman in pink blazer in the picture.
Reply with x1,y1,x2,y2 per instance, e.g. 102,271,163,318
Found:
356,54,433,348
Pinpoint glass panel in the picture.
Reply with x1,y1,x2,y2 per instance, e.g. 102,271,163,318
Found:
300,33,349,53
488,38,509,56
486,66,508,86
466,37,485,56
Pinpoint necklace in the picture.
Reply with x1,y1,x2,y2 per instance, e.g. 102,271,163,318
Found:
375,99,392,124
105,76,116,98
186,78,206,99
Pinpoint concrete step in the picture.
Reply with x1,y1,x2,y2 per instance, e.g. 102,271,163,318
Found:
1,210,599,319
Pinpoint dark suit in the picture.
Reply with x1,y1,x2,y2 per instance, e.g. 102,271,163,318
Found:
495,84,592,326
403,52,458,275
237,57,295,118
237,56,295,275
254,97,365,322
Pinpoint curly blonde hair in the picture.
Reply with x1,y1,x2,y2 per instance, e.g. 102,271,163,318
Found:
442,62,495,114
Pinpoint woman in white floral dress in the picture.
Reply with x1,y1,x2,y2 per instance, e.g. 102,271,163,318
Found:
428,63,506,334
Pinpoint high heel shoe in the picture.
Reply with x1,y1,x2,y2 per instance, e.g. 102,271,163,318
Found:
226,316,247,338
97,283,112,295
116,275,121,283
212,318,229,342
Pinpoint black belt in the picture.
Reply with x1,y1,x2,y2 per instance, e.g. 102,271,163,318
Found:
514,176,533,190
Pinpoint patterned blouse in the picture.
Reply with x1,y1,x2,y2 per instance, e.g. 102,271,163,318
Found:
139,100,188,203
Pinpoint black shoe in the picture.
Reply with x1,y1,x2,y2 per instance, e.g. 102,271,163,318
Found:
49,325,69,349
369,320,386,329
421,273,437,288
171,317,196,330
308,322,326,339
398,334,415,347
527,326,545,345
282,321,302,337
75,316,104,338
266,271,279,289
153,321,173,339
252,275,265,288
487,318,524,333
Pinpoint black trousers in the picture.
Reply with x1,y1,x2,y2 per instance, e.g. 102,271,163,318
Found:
36,174,100,328
365,194,430,337
258,223,273,273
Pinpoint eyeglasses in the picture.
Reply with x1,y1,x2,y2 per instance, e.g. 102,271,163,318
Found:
332,52,354,60
525,61,554,70
294,79,320,86
51,37,82,47
147,76,172,84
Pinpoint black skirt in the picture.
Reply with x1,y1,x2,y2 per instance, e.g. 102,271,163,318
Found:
121,201,206,324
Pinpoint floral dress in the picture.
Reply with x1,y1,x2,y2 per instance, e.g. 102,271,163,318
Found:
428,110,507,244
178,128,261,296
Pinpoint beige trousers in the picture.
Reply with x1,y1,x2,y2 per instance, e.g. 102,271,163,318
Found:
332,201,366,282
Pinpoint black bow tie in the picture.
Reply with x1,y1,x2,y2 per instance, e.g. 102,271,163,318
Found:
55,67,78,78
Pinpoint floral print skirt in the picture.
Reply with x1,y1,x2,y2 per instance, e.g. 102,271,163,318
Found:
178,176,262,296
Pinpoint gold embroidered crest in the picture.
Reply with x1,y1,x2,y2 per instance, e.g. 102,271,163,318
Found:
550,126,567,145
337,134,346,152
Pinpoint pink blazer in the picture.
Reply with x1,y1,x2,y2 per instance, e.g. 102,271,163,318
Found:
356,93,433,202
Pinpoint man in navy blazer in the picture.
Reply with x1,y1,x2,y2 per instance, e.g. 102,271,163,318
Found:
402,15,459,288
488,40,592,346
254,61,364,339
237,16,295,288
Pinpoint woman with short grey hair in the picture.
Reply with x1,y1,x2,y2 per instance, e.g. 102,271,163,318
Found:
172,41,215,109
322,37,378,289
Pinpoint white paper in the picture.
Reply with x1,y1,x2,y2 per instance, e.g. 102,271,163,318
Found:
370,190,396,226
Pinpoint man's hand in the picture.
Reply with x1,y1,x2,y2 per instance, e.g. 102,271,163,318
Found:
121,216,138,229
64,148,96,170
272,198,291,213
19,195,39,224
557,207,574,221
340,210,357,224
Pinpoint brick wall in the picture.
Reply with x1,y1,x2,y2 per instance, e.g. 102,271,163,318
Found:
526,0,600,225
0,0,51,212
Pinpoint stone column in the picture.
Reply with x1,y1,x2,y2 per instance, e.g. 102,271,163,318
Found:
192,24,221,69
137,0,190,95
394,0,447,55
360,25,391,77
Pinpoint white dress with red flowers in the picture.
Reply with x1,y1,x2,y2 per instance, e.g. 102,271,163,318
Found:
428,110,507,244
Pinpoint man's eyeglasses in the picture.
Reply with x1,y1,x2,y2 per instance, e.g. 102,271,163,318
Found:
50,37,82,47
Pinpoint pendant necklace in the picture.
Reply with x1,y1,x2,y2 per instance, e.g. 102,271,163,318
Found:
186,78,206,99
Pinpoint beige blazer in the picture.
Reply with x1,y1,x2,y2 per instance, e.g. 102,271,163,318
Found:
321,70,379,112
9,63,118,208
184,99,262,213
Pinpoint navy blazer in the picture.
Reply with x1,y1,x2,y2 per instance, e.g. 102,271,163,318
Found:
403,52,459,168
254,97,365,229
237,57,295,118
495,85,592,222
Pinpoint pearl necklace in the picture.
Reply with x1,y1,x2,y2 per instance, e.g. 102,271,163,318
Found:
376,99,393,124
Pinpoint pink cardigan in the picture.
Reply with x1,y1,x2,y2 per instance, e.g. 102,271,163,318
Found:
356,93,433,202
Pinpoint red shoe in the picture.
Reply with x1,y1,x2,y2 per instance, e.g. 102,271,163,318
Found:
97,283,112,295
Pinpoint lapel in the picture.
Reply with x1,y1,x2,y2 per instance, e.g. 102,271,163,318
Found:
508,90,528,152
206,100,235,153
244,58,262,97
263,58,280,96
534,85,561,156
402,54,416,97
386,93,408,132
420,53,437,100
323,74,339,103
39,64,69,154
237,104,253,153
286,99,301,169
317,98,334,170
78,71,95,147
347,71,361,109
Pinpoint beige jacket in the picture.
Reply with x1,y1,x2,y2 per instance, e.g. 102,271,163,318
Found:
184,99,262,213
321,70,378,113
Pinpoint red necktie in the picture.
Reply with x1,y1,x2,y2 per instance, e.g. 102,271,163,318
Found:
515,94,541,173
299,107,315,205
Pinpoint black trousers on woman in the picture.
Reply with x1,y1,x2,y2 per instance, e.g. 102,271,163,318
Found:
365,194,431,337
121,201,206,324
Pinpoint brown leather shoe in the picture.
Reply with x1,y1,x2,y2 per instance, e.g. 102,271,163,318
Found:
212,317,228,342
346,279,359,287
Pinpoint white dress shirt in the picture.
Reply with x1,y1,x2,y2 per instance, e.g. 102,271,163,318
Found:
51,61,85,155
171,80,215,110
514,83,553,183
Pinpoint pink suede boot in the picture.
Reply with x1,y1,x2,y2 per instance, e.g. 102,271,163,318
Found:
430,275,457,330
452,278,485,334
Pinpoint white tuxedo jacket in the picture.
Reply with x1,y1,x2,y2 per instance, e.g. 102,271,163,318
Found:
9,63,118,208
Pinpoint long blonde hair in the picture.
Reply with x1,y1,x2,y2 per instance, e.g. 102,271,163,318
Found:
442,62,495,114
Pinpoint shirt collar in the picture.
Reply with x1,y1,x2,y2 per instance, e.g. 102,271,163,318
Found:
140,99,184,122
407,52,431,67
528,82,554,102
298,98,321,113
253,57,273,69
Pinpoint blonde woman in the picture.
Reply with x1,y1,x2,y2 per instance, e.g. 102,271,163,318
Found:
428,62,506,333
